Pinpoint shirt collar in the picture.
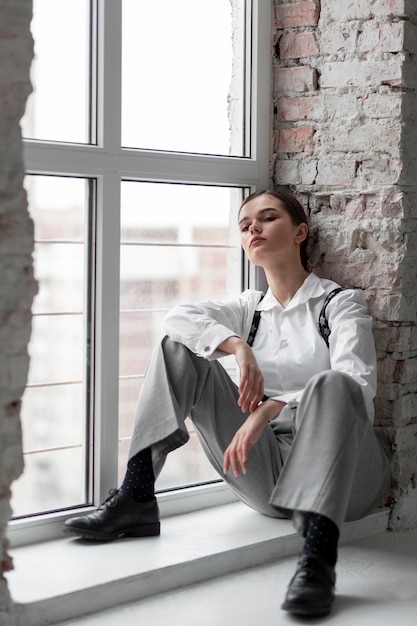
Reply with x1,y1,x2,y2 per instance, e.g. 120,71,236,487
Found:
257,273,327,311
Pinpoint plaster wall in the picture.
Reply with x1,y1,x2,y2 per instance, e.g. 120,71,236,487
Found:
0,1,35,624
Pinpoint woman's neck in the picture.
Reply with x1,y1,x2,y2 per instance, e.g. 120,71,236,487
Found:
265,266,310,308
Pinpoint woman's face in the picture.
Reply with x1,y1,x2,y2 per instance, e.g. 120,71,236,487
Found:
238,194,307,269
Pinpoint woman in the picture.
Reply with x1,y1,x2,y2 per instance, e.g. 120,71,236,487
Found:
65,189,390,617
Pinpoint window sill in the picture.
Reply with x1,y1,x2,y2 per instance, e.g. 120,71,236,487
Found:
7,482,237,548
8,502,390,626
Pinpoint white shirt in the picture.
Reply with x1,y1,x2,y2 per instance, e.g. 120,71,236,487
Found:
164,273,377,421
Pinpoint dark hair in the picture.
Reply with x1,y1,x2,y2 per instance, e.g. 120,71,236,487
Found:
239,189,309,271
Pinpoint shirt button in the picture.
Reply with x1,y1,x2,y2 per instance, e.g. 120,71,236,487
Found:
281,339,289,348
204,346,210,352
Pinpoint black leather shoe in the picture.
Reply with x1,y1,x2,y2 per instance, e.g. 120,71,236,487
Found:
63,489,160,541
281,553,336,617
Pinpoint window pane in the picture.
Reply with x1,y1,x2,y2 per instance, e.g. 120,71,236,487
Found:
11,176,93,518
122,0,247,156
13,449,86,517
118,182,242,488
21,0,90,143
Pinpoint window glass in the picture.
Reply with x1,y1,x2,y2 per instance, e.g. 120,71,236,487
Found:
122,0,247,156
21,0,90,144
11,176,93,517
11,0,269,534
118,182,242,488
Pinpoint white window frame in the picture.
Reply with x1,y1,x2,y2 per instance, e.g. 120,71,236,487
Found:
9,0,272,546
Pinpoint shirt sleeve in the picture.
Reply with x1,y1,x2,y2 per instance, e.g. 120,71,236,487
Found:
326,288,377,417
163,292,259,360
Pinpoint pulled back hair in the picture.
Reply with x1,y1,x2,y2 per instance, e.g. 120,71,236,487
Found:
239,189,309,271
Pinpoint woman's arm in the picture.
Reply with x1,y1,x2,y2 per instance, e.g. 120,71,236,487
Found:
219,337,287,477
326,289,377,418
164,291,262,360
223,398,286,476
217,336,264,413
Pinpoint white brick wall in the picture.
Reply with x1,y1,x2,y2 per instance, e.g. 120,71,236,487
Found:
273,0,417,530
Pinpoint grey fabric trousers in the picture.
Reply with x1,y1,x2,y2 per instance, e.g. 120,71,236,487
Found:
129,337,391,532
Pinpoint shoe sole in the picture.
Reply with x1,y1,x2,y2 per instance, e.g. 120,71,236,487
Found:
281,599,332,617
63,522,161,541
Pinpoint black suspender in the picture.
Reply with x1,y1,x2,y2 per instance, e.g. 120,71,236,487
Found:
247,288,346,348
247,294,264,348
317,287,346,347
246,310,262,347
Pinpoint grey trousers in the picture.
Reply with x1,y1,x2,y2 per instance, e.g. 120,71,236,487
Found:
129,337,391,532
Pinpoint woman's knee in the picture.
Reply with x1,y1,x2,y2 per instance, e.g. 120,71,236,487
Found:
161,335,185,355
300,369,369,428
161,336,204,362
160,336,196,367
307,370,364,401
311,369,352,387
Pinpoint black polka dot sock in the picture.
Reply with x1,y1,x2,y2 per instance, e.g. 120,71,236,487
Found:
119,447,155,503
302,513,339,567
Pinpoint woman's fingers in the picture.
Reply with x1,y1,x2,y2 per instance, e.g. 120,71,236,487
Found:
223,412,266,476
238,373,264,413
223,402,285,477
238,362,262,401
223,440,248,477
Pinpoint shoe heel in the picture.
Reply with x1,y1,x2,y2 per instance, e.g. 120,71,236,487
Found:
129,522,160,537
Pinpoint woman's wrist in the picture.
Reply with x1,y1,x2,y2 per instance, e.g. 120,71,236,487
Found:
217,335,247,355
261,398,286,421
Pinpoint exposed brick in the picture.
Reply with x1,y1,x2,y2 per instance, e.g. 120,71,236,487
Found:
363,93,402,119
364,192,404,219
329,194,366,218
321,58,403,89
279,33,318,59
275,66,317,93
391,394,417,425
274,159,302,185
276,1,320,28
378,356,417,385
358,158,403,186
368,293,402,321
373,322,417,354
322,93,360,120
322,0,406,22
358,21,404,54
318,123,401,156
277,126,314,153
299,159,318,184
276,96,321,121
316,159,357,185
320,27,357,56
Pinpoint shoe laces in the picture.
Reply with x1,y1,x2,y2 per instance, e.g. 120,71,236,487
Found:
295,554,314,581
295,554,334,585
97,488,120,510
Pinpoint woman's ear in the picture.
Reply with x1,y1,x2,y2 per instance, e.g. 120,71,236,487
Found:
295,223,308,244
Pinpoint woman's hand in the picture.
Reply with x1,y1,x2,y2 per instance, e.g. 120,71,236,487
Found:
223,400,286,477
218,336,264,413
